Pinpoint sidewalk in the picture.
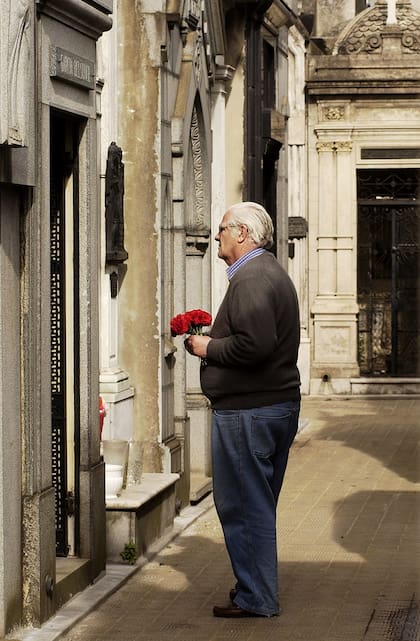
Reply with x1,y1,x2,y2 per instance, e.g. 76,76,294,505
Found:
12,396,420,641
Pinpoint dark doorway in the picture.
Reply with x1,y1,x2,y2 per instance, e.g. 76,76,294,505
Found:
246,20,281,254
357,168,420,376
50,111,82,556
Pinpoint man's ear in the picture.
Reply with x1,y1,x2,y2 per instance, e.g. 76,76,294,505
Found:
237,224,249,244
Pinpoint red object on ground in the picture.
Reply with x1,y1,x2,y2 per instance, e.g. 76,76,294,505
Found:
99,396,106,438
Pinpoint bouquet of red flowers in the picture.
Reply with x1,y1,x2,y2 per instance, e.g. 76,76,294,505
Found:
170,309,212,337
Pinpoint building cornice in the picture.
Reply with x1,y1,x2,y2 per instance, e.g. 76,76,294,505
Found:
36,0,112,39
205,0,226,56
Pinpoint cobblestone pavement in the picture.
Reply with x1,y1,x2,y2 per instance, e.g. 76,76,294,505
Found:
14,397,420,641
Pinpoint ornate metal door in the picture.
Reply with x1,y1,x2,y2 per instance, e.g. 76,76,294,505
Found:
51,115,68,556
50,112,81,556
357,169,420,376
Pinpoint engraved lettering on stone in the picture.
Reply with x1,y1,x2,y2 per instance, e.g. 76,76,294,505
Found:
50,46,95,89
60,54,91,83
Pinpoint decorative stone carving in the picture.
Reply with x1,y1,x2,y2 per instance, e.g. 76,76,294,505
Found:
336,1,420,55
185,105,210,255
184,0,201,30
186,234,209,257
188,107,207,231
105,142,129,265
193,28,203,84
324,106,345,121
335,141,353,152
402,30,420,52
316,141,334,152
0,0,32,145
316,141,353,152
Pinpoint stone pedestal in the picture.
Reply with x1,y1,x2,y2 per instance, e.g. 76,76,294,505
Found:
100,370,134,442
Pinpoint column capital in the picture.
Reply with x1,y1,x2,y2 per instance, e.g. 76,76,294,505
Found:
316,140,353,152
214,62,235,85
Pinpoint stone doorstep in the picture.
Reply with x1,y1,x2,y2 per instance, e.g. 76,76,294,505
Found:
190,474,212,504
55,558,92,610
350,377,420,395
105,472,180,563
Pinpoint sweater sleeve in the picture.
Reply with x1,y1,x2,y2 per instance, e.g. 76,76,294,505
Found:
206,273,278,367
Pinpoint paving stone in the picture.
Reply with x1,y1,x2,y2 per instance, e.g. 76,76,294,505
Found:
12,397,420,641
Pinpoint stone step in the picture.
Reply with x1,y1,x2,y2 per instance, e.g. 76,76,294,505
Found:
105,473,179,563
350,377,420,395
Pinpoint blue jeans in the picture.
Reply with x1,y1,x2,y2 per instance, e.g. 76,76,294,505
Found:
211,400,300,616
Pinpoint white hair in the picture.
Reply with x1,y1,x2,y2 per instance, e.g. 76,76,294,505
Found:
227,201,274,249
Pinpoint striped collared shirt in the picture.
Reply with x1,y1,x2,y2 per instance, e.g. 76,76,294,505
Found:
226,247,266,281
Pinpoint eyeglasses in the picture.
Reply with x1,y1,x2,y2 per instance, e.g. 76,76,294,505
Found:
218,223,238,234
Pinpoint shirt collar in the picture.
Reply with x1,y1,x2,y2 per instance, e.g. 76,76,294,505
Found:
226,247,266,281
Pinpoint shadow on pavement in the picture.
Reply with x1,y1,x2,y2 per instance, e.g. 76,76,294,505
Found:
307,397,419,482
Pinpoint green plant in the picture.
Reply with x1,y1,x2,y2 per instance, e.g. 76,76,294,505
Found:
120,541,137,564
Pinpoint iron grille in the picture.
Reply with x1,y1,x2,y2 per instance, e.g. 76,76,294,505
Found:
50,121,68,557
357,169,420,377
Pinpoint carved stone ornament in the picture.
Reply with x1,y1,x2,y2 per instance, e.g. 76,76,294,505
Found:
316,141,334,152
335,141,353,152
0,0,32,145
105,142,129,265
316,141,353,152
193,28,203,85
185,103,210,255
184,0,201,31
324,106,345,121
189,106,206,229
335,1,420,55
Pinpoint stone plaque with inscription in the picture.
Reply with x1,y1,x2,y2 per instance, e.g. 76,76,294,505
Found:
50,46,95,90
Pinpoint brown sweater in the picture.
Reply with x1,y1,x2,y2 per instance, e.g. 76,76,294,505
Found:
201,252,301,409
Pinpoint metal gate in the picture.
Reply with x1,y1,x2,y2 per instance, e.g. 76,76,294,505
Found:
357,169,420,376
50,113,81,556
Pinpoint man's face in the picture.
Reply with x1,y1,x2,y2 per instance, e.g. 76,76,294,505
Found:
215,212,237,265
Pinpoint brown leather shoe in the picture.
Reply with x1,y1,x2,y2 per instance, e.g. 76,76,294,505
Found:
229,588,237,603
213,603,260,618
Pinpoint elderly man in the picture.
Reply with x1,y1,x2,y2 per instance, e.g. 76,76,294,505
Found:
185,201,301,618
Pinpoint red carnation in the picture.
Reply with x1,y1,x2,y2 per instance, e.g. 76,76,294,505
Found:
186,309,212,332
170,313,191,337
170,309,212,337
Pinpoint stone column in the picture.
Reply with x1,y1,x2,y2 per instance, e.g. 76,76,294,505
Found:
317,142,337,295
336,141,356,296
211,60,234,314
0,188,24,634
287,27,310,394
311,139,359,393
97,21,135,470
117,5,164,477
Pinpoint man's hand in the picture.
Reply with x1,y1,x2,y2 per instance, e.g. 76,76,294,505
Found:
184,335,211,358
